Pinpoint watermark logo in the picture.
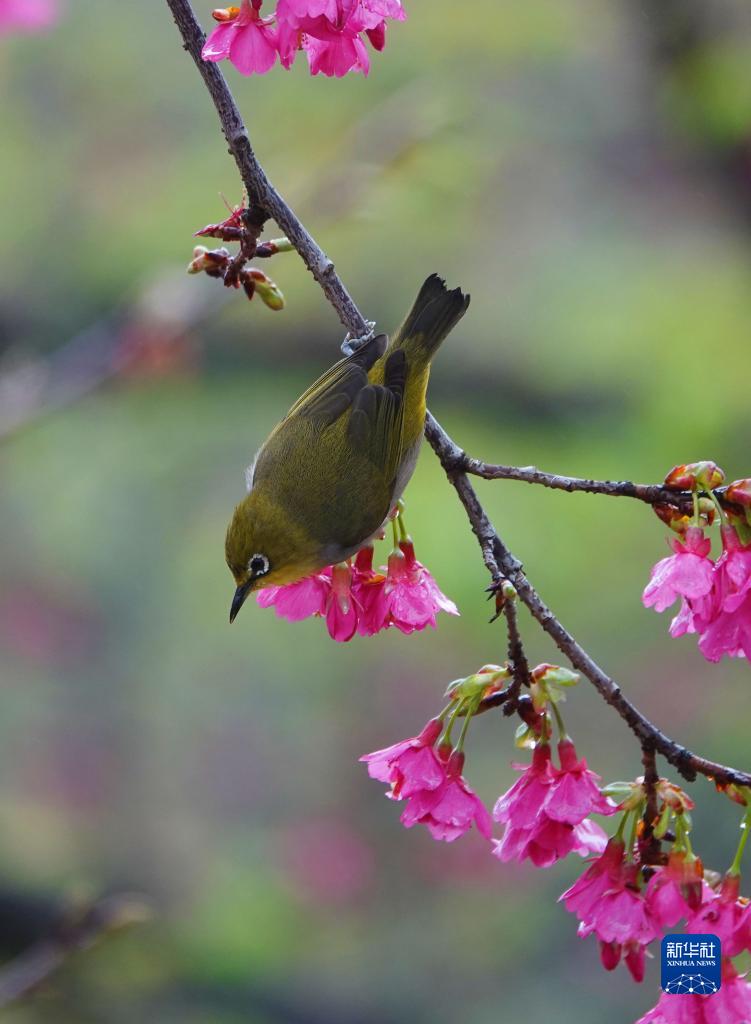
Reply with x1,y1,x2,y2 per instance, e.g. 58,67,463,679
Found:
661,934,721,994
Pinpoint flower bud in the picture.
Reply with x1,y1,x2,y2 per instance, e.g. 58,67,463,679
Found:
716,781,750,806
727,509,751,544
211,6,241,22
529,663,579,710
186,245,230,275
444,664,510,702
531,664,579,688
653,503,690,533
656,778,695,813
255,237,294,257
664,461,725,491
245,268,284,310
728,478,751,508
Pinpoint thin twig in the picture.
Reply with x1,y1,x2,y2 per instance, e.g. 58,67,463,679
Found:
165,0,751,791
454,456,731,511
502,598,531,717
0,893,149,1008
639,743,663,865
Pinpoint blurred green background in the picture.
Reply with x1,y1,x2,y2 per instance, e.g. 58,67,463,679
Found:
1,0,750,1020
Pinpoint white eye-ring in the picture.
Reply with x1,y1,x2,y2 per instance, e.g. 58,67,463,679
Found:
248,553,270,577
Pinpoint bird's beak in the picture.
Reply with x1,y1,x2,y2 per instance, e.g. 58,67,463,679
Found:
229,578,253,623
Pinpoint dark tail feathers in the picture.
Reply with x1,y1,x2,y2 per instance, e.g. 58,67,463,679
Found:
390,274,470,360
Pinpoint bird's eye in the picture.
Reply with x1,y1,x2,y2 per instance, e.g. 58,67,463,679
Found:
248,553,270,577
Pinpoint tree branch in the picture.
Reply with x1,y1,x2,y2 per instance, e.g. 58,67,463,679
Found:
165,0,751,792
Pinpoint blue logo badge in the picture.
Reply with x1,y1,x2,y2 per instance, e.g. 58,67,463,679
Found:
661,934,721,994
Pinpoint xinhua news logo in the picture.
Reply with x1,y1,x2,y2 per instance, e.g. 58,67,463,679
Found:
661,934,722,995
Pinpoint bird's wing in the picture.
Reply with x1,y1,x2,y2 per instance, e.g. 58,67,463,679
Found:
347,348,406,482
283,333,387,425
283,333,405,481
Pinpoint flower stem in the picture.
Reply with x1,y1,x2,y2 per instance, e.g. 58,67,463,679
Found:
436,700,456,723
626,807,639,859
673,813,694,858
455,704,475,753
708,489,727,525
438,701,463,748
615,810,630,843
692,489,701,527
549,700,569,742
728,808,751,876
391,516,400,550
396,503,408,542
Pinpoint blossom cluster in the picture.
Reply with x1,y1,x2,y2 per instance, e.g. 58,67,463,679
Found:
361,664,615,856
359,655,751,1022
643,464,751,664
644,524,751,663
202,0,406,78
362,717,494,842
493,738,613,867
257,539,458,642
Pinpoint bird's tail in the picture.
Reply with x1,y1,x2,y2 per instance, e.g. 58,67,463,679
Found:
389,274,470,364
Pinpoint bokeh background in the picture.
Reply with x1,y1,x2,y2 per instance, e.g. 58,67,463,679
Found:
1,0,750,1020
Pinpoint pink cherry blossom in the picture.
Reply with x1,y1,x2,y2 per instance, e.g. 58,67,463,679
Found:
206,0,405,78
202,1,279,76
256,540,455,641
636,959,751,1023
325,562,359,641
492,741,612,868
400,749,493,842
694,528,751,662
560,839,659,977
360,718,445,798
493,815,607,868
544,739,616,824
645,851,705,930
643,527,715,614
560,837,626,921
493,743,553,830
717,526,751,612
576,861,657,946
668,587,717,641
278,0,340,17
350,546,386,635
0,0,58,34
301,19,371,77
256,569,330,620
361,541,458,635
685,873,751,958
698,593,751,662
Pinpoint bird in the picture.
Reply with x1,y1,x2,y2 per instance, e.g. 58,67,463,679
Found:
225,273,470,622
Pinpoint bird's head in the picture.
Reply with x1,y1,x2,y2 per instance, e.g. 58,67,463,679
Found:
225,491,323,623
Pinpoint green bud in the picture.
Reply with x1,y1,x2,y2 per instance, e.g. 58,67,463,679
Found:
247,269,285,310
515,722,537,749
444,664,510,702
653,803,672,839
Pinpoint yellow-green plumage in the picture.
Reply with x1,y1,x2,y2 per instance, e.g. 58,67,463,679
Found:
226,274,469,617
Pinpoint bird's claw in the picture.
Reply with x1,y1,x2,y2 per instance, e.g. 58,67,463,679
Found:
341,321,376,356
